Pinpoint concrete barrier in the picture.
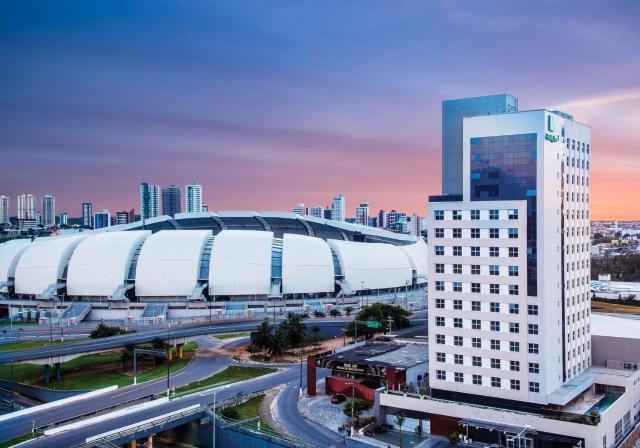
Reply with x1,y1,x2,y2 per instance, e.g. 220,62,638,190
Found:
0,379,87,403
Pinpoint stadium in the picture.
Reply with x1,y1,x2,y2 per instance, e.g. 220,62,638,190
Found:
0,212,427,323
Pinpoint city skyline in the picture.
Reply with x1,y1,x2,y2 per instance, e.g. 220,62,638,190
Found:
1,1,638,220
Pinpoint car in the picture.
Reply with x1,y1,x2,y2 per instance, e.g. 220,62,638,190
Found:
331,394,347,404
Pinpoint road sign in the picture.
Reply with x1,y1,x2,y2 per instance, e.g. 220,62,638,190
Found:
366,320,380,329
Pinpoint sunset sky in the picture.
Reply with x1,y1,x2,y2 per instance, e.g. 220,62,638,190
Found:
1,0,638,220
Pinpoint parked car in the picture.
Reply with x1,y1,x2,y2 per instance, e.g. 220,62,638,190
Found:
331,394,347,404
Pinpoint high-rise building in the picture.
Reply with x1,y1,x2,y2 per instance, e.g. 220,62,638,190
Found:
185,184,203,213
0,195,9,224
442,94,518,196
310,205,324,218
331,194,345,222
58,212,68,226
128,209,136,223
41,195,56,227
355,201,369,226
407,213,425,237
93,209,111,229
116,211,131,225
17,194,36,220
82,202,93,228
140,182,160,220
162,184,182,217
292,203,308,215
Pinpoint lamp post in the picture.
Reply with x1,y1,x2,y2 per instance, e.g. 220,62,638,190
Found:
212,390,217,448
360,281,365,309
298,347,304,398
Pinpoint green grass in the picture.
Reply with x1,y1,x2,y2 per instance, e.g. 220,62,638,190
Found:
175,365,277,395
221,394,275,433
0,339,81,353
214,332,250,340
0,433,36,448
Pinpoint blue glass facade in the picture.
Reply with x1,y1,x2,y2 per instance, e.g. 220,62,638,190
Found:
470,133,538,296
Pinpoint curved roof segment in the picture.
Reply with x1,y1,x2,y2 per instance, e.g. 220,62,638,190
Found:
210,230,273,296
328,240,412,292
14,235,87,295
282,234,334,294
399,239,428,284
0,239,33,292
135,230,211,297
66,231,151,297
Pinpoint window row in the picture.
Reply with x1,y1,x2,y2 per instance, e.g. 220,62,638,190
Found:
435,353,540,374
435,370,540,392
434,228,519,239
434,317,539,334
435,263,520,276
434,246,520,257
434,299,537,315
433,209,519,221
434,281,521,296
434,334,540,353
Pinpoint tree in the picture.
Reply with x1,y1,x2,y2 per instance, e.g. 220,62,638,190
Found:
329,308,340,318
345,306,353,316
268,328,287,360
253,320,273,357
220,407,239,420
345,304,411,338
281,312,306,348
395,412,406,448
120,348,132,371
311,325,321,346
343,399,372,426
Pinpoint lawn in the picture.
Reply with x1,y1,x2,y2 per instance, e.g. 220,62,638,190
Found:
214,332,250,340
0,339,81,353
0,433,35,448
220,394,276,433
174,365,277,395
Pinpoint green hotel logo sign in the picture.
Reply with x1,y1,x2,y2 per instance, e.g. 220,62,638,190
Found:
545,115,558,142
545,133,558,143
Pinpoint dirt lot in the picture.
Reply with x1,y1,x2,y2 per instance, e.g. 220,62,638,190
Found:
592,300,640,315
234,336,350,363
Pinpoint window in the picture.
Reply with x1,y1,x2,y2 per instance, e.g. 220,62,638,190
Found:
435,228,444,238
454,372,464,383
472,337,481,348
435,298,444,309
528,343,539,354
471,228,480,238
436,370,446,380
491,358,501,369
490,247,499,257
509,323,519,333
471,210,480,220
615,420,623,444
471,246,480,256
435,263,444,273
453,264,462,274
528,305,539,316
490,209,499,220
491,339,501,350
453,228,462,238
452,210,462,220
529,381,540,393
491,377,501,388
510,341,520,352
454,336,463,346
510,379,520,390
453,282,462,292
490,265,499,276
509,285,519,296
490,284,500,294
490,321,501,332
436,334,445,344
509,303,519,314
508,209,519,220
454,318,463,328
509,247,519,258
508,266,519,276
472,319,481,330
453,299,462,310
508,228,518,239
529,362,540,374
436,352,445,362
473,374,482,385
471,283,480,293
490,228,499,238
435,281,444,291
510,360,520,371
472,356,482,367
454,354,463,365
471,264,480,275
453,246,462,256
472,301,481,311
528,324,539,335
434,210,444,221
490,302,500,313
436,316,445,327
435,246,444,256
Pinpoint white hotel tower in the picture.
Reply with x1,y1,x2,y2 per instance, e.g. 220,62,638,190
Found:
379,96,640,447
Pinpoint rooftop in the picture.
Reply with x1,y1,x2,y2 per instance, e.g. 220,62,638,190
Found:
322,342,428,369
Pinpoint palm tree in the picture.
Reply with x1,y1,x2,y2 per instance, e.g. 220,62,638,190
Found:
268,329,286,360
345,306,353,317
395,412,406,448
329,308,340,318
254,320,273,358
281,312,306,348
311,325,321,347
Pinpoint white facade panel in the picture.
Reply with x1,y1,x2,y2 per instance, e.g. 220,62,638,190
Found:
399,239,428,284
328,240,412,292
282,234,334,294
66,231,151,297
210,230,273,296
135,230,211,298
0,239,32,292
14,235,87,295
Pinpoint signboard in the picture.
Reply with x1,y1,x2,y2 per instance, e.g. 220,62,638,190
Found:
366,320,380,329
335,362,366,374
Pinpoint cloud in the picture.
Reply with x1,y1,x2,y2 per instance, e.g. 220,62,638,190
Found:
549,88,640,111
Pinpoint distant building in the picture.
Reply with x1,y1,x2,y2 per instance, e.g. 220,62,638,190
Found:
58,212,68,226
0,195,9,224
140,182,160,220
377,209,388,228
292,203,308,215
310,205,324,218
407,214,425,237
331,194,345,222
368,216,378,227
355,201,369,226
185,184,203,213
94,209,111,229
116,211,132,225
128,209,135,223
162,184,182,217
323,208,332,220
41,195,56,227
82,202,93,228
17,194,36,220
202,203,208,212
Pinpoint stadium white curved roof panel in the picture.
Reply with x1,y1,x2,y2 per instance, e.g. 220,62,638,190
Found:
282,234,334,294
210,230,273,296
328,240,412,292
14,235,87,295
0,239,33,292
135,230,211,297
399,239,428,284
66,231,151,297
